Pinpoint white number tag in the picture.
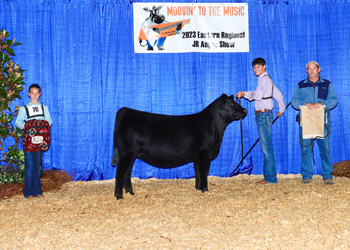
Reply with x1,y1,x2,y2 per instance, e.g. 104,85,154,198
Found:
27,105,44,118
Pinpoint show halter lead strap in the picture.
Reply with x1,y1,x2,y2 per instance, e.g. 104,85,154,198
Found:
231,102,292,176
34,151,37,178
33,151,43,178
40,151,42,178
236,97,244,170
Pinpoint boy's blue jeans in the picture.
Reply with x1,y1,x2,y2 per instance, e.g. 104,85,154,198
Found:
255,111,277,183
299,124,333,181
23,151,43,198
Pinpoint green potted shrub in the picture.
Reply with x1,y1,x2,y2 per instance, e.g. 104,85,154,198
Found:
0,29,26,185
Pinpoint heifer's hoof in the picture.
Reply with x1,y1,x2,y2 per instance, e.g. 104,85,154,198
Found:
126,190,135,195
115,194,123,200
201,188,209,192
195,186,201,190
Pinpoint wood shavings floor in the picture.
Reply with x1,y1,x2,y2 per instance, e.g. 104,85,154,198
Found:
1,174,350,249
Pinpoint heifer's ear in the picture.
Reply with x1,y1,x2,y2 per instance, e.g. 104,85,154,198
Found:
228,94,234,100
154,5,162,11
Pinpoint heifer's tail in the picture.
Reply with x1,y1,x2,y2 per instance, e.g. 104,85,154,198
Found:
112,148,119,167
112,109,125,167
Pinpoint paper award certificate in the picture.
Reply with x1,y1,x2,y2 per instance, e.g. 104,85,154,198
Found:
300,105,325,139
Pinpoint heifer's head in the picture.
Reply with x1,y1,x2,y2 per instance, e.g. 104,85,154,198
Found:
143,5,165,24
218,94,247,123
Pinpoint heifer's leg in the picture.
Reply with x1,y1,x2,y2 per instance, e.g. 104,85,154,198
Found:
194,159,211,192
200,161,211,192
123,166,135,195
194,162,201,190
115,155,135,200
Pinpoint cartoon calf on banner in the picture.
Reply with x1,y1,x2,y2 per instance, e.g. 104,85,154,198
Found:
138,5,190,51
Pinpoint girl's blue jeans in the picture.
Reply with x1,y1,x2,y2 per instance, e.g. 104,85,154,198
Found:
23,151,43,198
255,111,277,183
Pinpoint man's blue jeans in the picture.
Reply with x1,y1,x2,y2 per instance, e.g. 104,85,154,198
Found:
299,124,333,180
255,111,277,183
23,151,43,198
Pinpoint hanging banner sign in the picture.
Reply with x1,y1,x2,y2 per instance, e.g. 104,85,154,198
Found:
133,3,249,53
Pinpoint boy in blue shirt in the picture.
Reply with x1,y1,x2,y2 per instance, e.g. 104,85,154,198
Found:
15,84,53,198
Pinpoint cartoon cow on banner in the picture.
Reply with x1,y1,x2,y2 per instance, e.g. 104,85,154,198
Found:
138,5,190,51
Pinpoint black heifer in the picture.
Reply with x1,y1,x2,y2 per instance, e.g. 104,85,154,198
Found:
112,94,247,199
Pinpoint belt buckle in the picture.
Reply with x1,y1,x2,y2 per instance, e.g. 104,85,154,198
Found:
255,109,269,114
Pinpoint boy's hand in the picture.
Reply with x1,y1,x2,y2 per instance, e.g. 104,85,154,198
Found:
236,91,245,99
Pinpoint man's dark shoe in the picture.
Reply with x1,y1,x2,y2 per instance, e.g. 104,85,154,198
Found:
302,179,311,184
324,179,334,185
